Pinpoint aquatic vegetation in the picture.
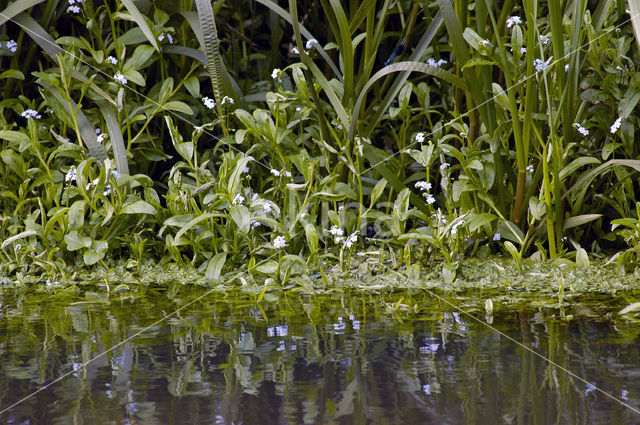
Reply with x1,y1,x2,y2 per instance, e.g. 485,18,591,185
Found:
1,1,640,284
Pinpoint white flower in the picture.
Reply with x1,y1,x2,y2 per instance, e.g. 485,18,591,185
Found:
451,220,464,235
610,117,622,134
305,39,319,50
343,231,358,248
616,65,625,72
202,96,216,109
67,5,81,13
86,178,99,190
493,232,501,241
440,162,450,171
574,123,589,136
263,204,272,214
65,168,77,182
564,64,570,72
271,68,281,79
533,58,551,72
97,133,107,143
251,220,261,229
167,34,174,44
273,235,287,249
334,235,345,244
232,194,244,205
283,170,292,178
291,47,299,54
506,16,522,28
295,106,302,112
106,56,118,65
329,225,344,236
221,96,234,105
251,193,258,202
526,164,534,173
427,58,447,67
479,39,492,47
338,205,344,212
158,33,165,42
270,169,280,177
300,212,307,218
95,127,101,134
6,40,17,53
243,166,250,173
425,193,436,204
520,47,527,54
415,132,425,143
111,170,120,179
114,72,127,84
415,181,432,191
21,109,41,119
539,35,550,45
103,184,112,196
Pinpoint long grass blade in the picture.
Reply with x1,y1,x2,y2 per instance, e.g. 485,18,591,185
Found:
0,0,44,27
98,101,129,175
120,0,159,51
326,0,354,105
39,81,106,164
628,0,640,52
12,12,62,58
348,60,468,141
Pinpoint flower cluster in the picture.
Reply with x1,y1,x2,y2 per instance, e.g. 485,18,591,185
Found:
574,123,589,136
67,0,83,14
273,235,287,249
65,167,77,182
232,194,244,205
415,132,425,143
533,58,552,72
526,164,534,173
427,58,447,68
450,220,465,235
221,96,234,106
106,56,118,65
158,33,174,44
270,168,292,178
4,40,17,53
329,225,345,243
21,109,42,119
114,72,127,84
343,231,358,248
493,232,501,241
610,117,622,134
506,16,521,28
202,96,215,109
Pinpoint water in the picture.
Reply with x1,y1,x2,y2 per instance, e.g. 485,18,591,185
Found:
0,285,639,424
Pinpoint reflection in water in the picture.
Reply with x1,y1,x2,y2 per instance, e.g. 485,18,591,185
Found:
0,287,639,424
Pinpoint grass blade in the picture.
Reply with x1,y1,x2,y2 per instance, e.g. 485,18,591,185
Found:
12,12,62,58
120,0,159,51
39,81,106,164
98,101,129,176
0,0,45,27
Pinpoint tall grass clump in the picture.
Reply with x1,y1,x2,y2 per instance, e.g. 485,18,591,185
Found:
1,0,640,285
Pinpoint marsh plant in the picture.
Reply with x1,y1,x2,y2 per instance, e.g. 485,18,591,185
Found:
1,0,640,285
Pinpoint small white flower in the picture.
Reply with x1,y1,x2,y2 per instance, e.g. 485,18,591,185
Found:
493,232,501,241
338,205,344,212
243,166,250,173
65,168,77,182
564,64,570,72
283,170,292,178
263,204,272,214
86,178,99,190
301,212,307,218
610,117,622,134
270,169,280,177
479,39,492,47
251,220,261,229
114,72,127,84
451,220,464,235
291,47,299,54
232,194,244,205
334,235,345,244
415,181,432,191
273,235,287,249
343,231,358,248
427,58,447,67
534,58,551,72
6,40,17,53
425,193,436,204
539,35,550,45
95,127,101,134
97,133,107,143
506,16,522,28
415,132,425,143
202,96,216,109
329,225,344,236
106,56,118,65
295,106,302,112
67,5,81,13
616,65,624,72
271,68,281,79
103,184,112,196
574,123,589,136
221,96,234,105
111,170,120,179
526,164,534,173
520,47,527,54
167,34,174,44
440,162,450,172
305,39,319,50
158,33,165,42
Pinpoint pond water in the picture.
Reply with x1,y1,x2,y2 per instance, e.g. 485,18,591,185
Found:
1,285,640,424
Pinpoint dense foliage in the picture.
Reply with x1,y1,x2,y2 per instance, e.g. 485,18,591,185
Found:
1,0,640,284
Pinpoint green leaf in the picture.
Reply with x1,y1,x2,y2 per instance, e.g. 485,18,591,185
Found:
120,0,159,51
205,252,227,281
1,230,38,250
563,214,603,230
369,178,388,208
124,44,156,71
230,205,250,233
304,223,319,254
65,231,92,251
0,70,24,80
0,0,45,27
120,200,156,215
68,200,86,231
576,246,590,269
163,101,193,115
98,101,129,175
0,130,30,145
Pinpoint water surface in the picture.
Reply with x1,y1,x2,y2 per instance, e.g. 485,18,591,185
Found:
1,285,639,424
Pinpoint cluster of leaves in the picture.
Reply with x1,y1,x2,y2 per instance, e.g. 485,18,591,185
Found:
1,0,640,285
